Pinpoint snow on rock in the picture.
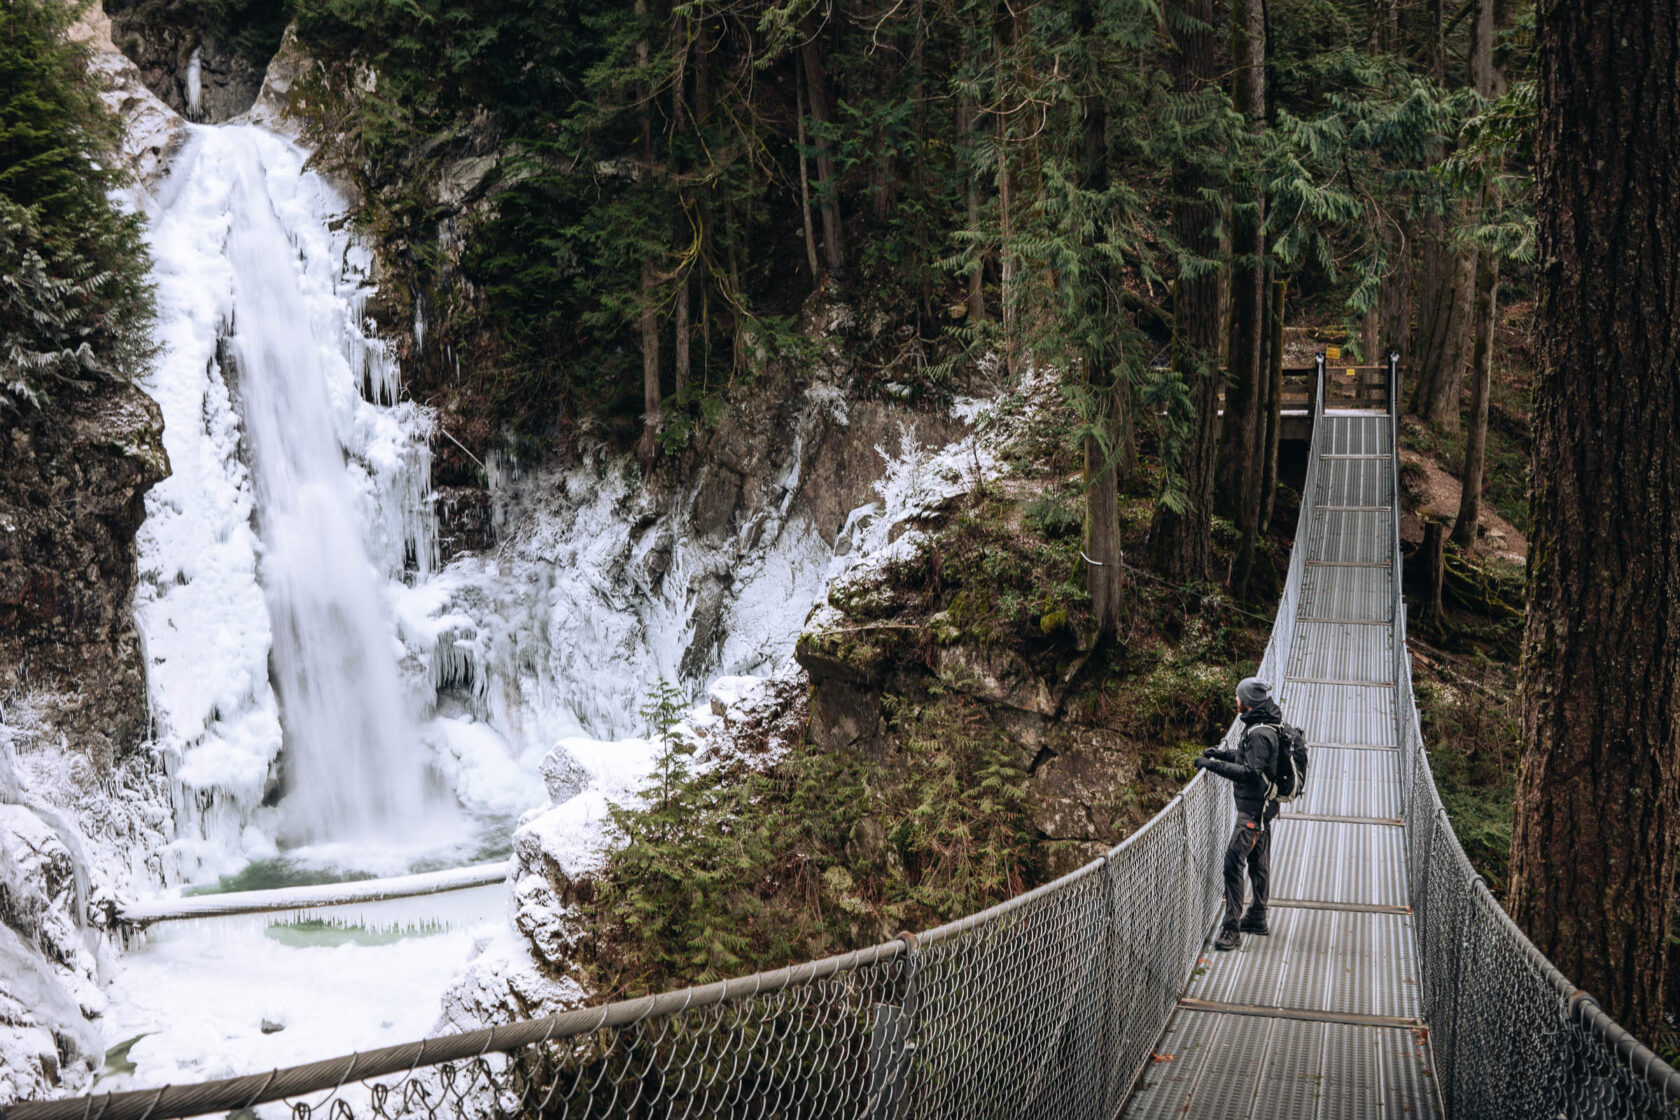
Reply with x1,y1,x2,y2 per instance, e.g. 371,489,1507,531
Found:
438,733,658,1029
436,926,588,1034
0,803,106,1105
0,707,173,1104
0,922,101,1105
539,744,591,805
0,807,100,1017
70,5,189,186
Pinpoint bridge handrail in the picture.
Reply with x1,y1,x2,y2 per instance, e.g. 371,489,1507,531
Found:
12,363,1679,1119
1386,346,1680,1117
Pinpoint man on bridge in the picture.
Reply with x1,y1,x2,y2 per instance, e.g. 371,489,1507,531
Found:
1193,677,1285,951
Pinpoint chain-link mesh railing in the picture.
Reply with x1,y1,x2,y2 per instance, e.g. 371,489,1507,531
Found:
1385,354,1680,1119
14,359,1680,1120
9,772,1235,1120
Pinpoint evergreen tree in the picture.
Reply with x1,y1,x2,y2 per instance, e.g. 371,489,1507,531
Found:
1148,0,1227,583
1,0,154,408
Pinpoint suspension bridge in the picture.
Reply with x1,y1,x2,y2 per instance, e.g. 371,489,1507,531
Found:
11,358,1679,1119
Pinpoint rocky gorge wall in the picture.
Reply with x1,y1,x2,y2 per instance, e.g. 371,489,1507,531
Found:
0,14,190,1102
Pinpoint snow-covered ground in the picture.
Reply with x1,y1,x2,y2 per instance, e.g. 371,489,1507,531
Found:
97,888,502,1090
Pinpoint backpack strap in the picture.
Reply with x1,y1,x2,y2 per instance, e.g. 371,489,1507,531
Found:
1241,722,1280,801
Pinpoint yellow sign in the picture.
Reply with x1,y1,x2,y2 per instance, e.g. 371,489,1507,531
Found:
1325,345,1342,362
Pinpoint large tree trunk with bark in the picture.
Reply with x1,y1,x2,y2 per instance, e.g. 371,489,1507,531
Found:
1149,0,1223,582
1509,0,1680,1042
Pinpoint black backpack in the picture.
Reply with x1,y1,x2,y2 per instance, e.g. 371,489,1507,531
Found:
1268,722,1309,802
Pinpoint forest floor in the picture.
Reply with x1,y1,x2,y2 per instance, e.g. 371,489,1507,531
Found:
1395,302,1535,895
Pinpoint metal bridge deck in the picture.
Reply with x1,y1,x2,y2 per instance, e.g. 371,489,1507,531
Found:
1123,413,1442,1120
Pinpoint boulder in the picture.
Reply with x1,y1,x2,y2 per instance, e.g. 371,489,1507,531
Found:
933,643,1058,716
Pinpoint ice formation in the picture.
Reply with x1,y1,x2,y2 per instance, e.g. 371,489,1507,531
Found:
134,125,448,877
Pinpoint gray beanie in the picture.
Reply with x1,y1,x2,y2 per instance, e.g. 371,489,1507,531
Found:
1236,677,1272,706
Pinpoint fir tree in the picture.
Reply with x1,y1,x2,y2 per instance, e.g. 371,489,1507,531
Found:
1,0,154,409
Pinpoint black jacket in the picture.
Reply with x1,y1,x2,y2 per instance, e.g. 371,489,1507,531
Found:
1202,698,1283,817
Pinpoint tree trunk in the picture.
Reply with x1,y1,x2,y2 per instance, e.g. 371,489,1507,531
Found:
1149,0,1223,582
795,57,820,284
994,5,1019,376
1509,0,1680,1042
638,260,661,464
1076,0,1126,637
1216,0,1268,531
1368,0,1398,52
1432,251,1475,433
1449,250,1495,547
635,0,660,466
695,16,712,380
800,22,844,274
1410,213,1474,428
958,94,986,323
1450,0,1504,550
671,19,691,401
1418,518,1446,629
1408,0,1475,430
1260,278,1286,533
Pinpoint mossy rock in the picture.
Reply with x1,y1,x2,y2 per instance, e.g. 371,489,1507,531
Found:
795,622,892,685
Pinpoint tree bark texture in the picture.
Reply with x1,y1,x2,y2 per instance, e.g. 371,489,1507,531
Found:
1086,388,1127,635
1149,0,1223,582
994,5,1023,376
1418,518,1446,629
671,29,691,400
958,94,986,323
1215,0,1268,529
1407,0,1473,431
1409,214,1474,430
1510,0,1680,1042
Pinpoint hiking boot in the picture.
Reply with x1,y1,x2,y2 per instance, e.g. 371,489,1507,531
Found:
1213,926,1241,952
1239,910,1270,935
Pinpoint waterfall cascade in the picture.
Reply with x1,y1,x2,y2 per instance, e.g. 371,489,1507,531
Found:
136,124,451,874
218,133,436,844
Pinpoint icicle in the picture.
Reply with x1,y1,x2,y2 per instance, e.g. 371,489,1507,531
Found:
184,47,203,121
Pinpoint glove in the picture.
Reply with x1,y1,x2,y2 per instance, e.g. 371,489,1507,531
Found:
1193,756,1211,770
1201,747,1219,758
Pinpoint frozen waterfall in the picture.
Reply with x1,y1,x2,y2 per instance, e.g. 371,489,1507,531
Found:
218,133,435,844
136,125,450,871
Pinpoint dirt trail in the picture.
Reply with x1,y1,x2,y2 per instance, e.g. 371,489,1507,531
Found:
1399,449,1527,565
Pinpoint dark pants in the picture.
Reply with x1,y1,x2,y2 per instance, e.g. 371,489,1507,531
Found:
1221,811,1272,931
